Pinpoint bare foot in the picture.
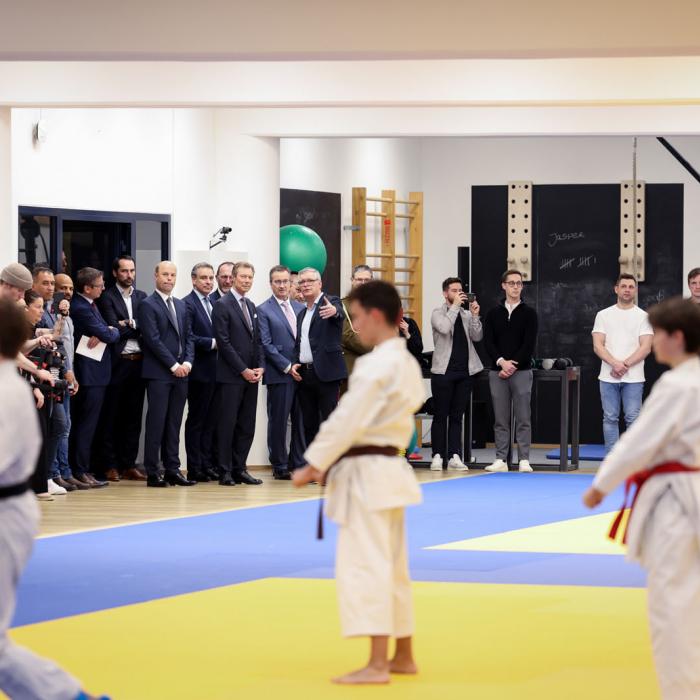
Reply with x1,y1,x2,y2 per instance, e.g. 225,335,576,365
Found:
389,657,418,674
332,666,391,685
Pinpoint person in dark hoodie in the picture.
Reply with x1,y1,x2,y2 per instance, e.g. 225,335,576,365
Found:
483,269,538,473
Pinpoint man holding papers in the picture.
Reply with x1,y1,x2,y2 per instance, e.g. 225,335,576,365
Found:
69,267,120,487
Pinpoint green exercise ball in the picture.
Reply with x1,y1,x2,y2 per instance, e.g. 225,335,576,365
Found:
280,224,327,275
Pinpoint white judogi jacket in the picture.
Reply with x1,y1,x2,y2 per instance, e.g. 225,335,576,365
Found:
304,336,425,525
593,356,700,561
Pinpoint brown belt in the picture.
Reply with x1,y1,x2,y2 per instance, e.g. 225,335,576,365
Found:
317,445,401,539
120,353,143,361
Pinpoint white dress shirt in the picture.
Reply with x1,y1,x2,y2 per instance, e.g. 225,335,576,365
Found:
0,361,41,486
118,285,141,354
299,294,322,364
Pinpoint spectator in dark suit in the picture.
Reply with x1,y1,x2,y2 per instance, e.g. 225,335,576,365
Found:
96,255,147,482
400,314,425,365
210,261,234,303
291,266,347,446
68,267,120,487
137,261,196,488
184,262,220,482
257,265,305,480
212,261,265,486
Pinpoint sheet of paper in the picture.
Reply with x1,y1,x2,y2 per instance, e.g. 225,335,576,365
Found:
75,335,107,362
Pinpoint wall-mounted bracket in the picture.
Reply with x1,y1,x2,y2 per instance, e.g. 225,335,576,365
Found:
506,181,533,281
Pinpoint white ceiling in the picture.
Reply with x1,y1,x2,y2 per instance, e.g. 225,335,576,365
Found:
1,0,700,61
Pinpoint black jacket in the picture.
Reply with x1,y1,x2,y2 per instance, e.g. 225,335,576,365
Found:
97,285,147,359
294,294,347,383
212,292,264,384
484,300,538,371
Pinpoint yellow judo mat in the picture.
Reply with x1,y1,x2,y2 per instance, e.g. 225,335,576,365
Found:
10,578,657,700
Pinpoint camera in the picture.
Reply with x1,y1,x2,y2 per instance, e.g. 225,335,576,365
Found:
461,292,476,309
26,340,69,402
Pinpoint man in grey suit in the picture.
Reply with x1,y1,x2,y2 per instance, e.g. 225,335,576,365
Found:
257,265,305,480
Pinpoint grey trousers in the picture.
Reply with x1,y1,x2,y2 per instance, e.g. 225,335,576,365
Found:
488,369,533,461
0,492,80,700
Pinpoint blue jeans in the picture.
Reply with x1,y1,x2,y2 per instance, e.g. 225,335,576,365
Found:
599,381,644,454
50,395,72,479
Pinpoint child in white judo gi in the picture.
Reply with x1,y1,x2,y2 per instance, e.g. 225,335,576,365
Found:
293,280,425,685
583,296,700,700
0,298,109,700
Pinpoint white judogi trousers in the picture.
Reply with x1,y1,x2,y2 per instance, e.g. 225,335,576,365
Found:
0,493,81,700
327,456,420,639
639,486,700,700
336,502,413,639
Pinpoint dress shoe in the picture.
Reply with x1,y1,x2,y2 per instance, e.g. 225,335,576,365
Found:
218,472,235,486
104,468,121,482
146,475,168,488
273,469,292,480
122,467,147,481
53,476,77,492
187,470,211,483
233,470,263,485
66,476,91,490
204,467,220,480
75,473,108,488
164,471,196,486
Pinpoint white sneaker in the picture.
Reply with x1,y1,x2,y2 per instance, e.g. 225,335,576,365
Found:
485,459,508,472
518,460,533,473
47,479,67,495
447,454,469,471
430,454,444,471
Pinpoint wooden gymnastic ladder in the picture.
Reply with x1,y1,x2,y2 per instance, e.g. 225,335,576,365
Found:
351,187,424,330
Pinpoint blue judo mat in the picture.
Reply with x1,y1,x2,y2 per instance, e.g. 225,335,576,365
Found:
13,473,644,628
546,444,606,461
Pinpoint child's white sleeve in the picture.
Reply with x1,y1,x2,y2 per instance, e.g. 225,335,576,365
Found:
592,380,689,494
304,365,387,473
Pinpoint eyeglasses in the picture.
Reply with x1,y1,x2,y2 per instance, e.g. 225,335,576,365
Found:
504,281,523,288
298,278,319,286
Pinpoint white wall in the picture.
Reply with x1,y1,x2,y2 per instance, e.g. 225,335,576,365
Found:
280,138,423,296
279,135,700,344
420,136,700,338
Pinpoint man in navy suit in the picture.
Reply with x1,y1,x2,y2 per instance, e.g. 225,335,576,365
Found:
212,261,265,486
257,265,305,480
184,262,220,482
137,261,196,488
68,267,120,487
209,261,235,304
96,255,147,481
291,266,347,446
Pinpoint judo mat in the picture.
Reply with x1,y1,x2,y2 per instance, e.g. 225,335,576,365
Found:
546,444,606,461
7,473,658,700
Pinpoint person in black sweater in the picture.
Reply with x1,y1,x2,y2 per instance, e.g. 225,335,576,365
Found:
483,269,538,472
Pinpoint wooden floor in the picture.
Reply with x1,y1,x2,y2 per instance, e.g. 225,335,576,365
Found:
38,467,465,537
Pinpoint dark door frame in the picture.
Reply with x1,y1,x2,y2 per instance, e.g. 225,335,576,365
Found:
18,206,171,271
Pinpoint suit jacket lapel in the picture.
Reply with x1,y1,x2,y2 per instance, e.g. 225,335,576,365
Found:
232,295,252,336
308,294,325,332
113,287,129,320
155,292,180,335
271,298,295,339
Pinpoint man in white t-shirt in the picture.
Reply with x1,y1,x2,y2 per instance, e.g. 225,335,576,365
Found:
592,274,654,453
